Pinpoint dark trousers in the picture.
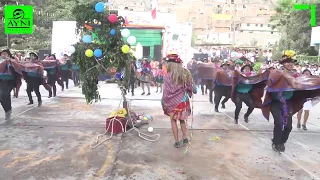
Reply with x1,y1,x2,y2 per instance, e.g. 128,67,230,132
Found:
0,80,14,112
234,92,254,119
214,86,231,109
47,74,56,97
130,81,135,94
201,79,208,94
270,101,293,145
61,70,69,89
73,70,79,86
26,77,42,103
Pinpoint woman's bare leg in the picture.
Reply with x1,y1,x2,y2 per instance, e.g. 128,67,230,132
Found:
171,119,179,142
297,109,303,125
303,110,310,125
180,120,188,139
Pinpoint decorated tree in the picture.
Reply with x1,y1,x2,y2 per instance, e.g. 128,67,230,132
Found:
71,1,136,104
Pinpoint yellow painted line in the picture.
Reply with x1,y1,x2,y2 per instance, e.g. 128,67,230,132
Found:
90,144,115,180
0,150,12,159
5,152,38,168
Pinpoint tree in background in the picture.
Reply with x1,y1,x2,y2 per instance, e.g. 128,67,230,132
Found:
271,0,319,56
71,1,132,104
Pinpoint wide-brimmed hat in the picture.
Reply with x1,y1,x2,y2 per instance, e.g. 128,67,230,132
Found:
302,68,312,75
29,52,38,59
241,64,253,72
220,62,229,67
0,49,13,58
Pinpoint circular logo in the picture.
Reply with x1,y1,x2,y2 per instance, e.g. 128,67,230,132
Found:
13,9,25,19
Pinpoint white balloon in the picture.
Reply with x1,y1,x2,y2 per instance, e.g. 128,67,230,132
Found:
127,36,136,45
148,127,153,133
121,28,130,38
68,46,75,54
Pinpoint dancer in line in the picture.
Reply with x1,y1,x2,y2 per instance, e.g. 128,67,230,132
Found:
72,63,80,86
154,65,164,93
213,62,231,112
0,49,22,119
25,52,42,106
233,64,255,124
296,69,313,130
161,54,194,148
60,54,72,90
44,54,59,98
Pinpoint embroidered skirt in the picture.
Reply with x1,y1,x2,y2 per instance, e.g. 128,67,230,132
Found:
168,100,191,121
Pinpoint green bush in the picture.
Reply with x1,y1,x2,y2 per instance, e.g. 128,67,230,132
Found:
295,56,320,64
253,62,262,73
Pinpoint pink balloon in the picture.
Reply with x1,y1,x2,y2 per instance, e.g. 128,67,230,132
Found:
108,14,117,23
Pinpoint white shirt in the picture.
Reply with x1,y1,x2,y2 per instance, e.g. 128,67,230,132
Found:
267,52,272,61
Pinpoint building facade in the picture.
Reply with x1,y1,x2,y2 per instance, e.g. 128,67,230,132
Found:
109,0,279,47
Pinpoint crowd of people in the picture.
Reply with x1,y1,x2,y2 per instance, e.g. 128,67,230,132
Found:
128,58,168,96
0,49,80,120
198,47,273,63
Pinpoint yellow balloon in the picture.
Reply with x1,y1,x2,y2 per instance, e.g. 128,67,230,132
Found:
85,49,94,57
121,45,130,54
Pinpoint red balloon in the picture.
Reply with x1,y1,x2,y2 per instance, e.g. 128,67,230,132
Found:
108,14,117,23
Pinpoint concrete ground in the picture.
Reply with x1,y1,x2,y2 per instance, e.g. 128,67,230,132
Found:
0,82,320,180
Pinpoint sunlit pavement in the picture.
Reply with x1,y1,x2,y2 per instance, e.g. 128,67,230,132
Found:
0,82,319,180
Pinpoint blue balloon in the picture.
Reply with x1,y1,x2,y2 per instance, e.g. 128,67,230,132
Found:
115,73,122,79
94,49,102,58
110,29,116,36
82,35,92,43
95,2,104,13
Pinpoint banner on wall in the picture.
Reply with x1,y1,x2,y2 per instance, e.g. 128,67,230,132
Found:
163,22,193,62
51,21,80,59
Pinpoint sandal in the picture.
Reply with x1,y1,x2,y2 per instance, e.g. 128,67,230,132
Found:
174,141,183,148
183,138,189,144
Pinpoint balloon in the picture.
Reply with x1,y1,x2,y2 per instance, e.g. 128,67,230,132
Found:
94,49,102,58
85,49,94,57
115,73,122,79
121,29,130,38
127,36,136,45
67,46,75,54
82,35,92,43
110,29,116,36
95,2,104,13
108,14,117,23
121,45,130,54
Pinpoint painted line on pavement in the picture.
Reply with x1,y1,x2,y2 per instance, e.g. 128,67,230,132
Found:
221,111,320,180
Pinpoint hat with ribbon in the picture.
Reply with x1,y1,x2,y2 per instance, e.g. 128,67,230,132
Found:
166,53,182,63
280,50,297,64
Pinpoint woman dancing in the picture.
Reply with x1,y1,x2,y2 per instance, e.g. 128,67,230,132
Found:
161,54,194,148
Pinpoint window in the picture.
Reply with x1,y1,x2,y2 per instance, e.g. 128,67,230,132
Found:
267,24,271,27
260,24,263,27
271,31,273,34
247,23,250,26
255,24,258,27
249,31,253,33
240,30,243,33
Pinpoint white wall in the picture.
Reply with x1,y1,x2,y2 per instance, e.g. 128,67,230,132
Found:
51,21,79,59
